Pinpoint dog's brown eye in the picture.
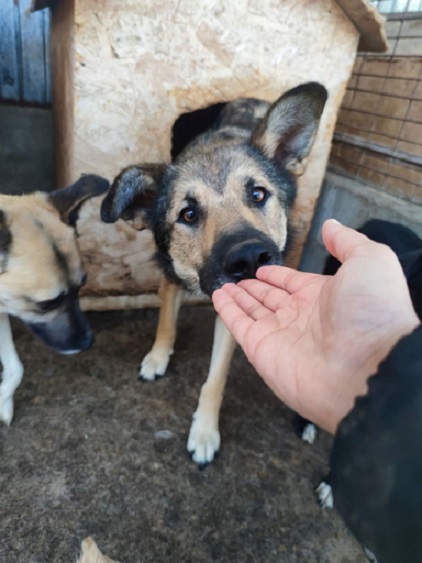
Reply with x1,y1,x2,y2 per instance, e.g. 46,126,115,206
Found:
252,187,268,204
38,292,66,313
179,207,198,224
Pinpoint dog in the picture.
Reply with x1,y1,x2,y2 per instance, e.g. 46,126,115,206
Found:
101,82,328,466
0,174,109,426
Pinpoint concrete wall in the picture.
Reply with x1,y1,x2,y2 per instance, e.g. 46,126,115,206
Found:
300,170,422,274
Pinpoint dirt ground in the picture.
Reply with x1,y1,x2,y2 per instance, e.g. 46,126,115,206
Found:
0,305,368,563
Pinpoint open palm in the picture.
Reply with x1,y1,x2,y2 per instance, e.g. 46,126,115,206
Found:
213,220,419,433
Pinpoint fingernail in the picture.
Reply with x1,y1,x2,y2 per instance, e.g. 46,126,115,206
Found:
329,218,341,225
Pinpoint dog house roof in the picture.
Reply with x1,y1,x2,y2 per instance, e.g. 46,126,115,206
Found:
32,0,387,53
336,0,387,52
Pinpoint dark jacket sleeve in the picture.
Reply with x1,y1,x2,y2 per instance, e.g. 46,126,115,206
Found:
330,325,422,563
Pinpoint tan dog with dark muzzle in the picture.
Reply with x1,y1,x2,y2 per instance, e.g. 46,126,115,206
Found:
102,83,327,467
0,175,109,425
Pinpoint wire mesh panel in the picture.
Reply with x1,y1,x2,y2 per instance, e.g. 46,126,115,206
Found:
331,62,422,200
371,0,422,13
330,10,422,206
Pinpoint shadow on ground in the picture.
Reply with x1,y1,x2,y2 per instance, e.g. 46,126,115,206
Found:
0,306,367,563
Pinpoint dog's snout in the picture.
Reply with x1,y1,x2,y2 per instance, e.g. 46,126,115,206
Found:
223,240,275,281
59,330,94,355
62,323,95,355
26,306,95,355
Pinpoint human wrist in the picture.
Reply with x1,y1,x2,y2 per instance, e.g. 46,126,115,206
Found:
362,311,420,379
327,314,420,434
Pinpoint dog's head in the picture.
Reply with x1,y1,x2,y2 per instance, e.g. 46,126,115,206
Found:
0,175,109,354
102,83,327,296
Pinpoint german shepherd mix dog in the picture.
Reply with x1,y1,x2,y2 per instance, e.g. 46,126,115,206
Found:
102,82,327,467
0,175,109,426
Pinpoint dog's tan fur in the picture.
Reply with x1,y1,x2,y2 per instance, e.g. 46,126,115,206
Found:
102,83,327,465
0,193,83,316
0,176,109,425
76,537,119,563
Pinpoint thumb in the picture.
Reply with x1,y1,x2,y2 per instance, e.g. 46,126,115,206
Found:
321,219,375,265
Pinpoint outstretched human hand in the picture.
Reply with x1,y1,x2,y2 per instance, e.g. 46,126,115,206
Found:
212,219,420,433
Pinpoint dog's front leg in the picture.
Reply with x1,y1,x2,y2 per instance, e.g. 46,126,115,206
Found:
140,277,183,381
188,315,236,467
0,313,24,425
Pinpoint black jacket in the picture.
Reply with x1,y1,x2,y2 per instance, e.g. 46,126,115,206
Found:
329,220,422,563
331,325,422,563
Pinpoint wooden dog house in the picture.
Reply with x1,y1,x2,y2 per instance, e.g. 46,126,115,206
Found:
34,0,386,309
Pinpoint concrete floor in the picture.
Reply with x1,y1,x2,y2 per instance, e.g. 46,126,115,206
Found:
0,106,367,562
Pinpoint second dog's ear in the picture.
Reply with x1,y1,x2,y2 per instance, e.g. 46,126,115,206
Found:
101,163,167,231
49,174,110,226
0,210,12,274
251,82,328,176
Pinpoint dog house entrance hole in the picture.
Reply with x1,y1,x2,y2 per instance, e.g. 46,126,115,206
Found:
171,103,227,160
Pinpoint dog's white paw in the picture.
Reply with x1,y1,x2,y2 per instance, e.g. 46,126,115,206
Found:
301,422,317,444
187,415,220,467
0,395,14,426
139,348,173,381
316,481,334,509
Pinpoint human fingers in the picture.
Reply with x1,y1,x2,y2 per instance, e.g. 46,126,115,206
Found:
322,219,397,266
216,282,275,321
237,278,290,312
256,265,323,295
212,286,255,347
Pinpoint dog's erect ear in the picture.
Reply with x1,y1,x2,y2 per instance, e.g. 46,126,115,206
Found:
251,82,328,176
49,174,110,225
101,163,167,231
0,210,12,274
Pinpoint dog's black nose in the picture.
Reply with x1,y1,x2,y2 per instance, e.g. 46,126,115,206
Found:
223,239,274,281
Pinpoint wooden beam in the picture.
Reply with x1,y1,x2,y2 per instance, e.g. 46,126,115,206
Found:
50,0,75,187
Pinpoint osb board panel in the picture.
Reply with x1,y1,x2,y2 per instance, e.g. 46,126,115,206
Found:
56,0,361,302
76,197,161,299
